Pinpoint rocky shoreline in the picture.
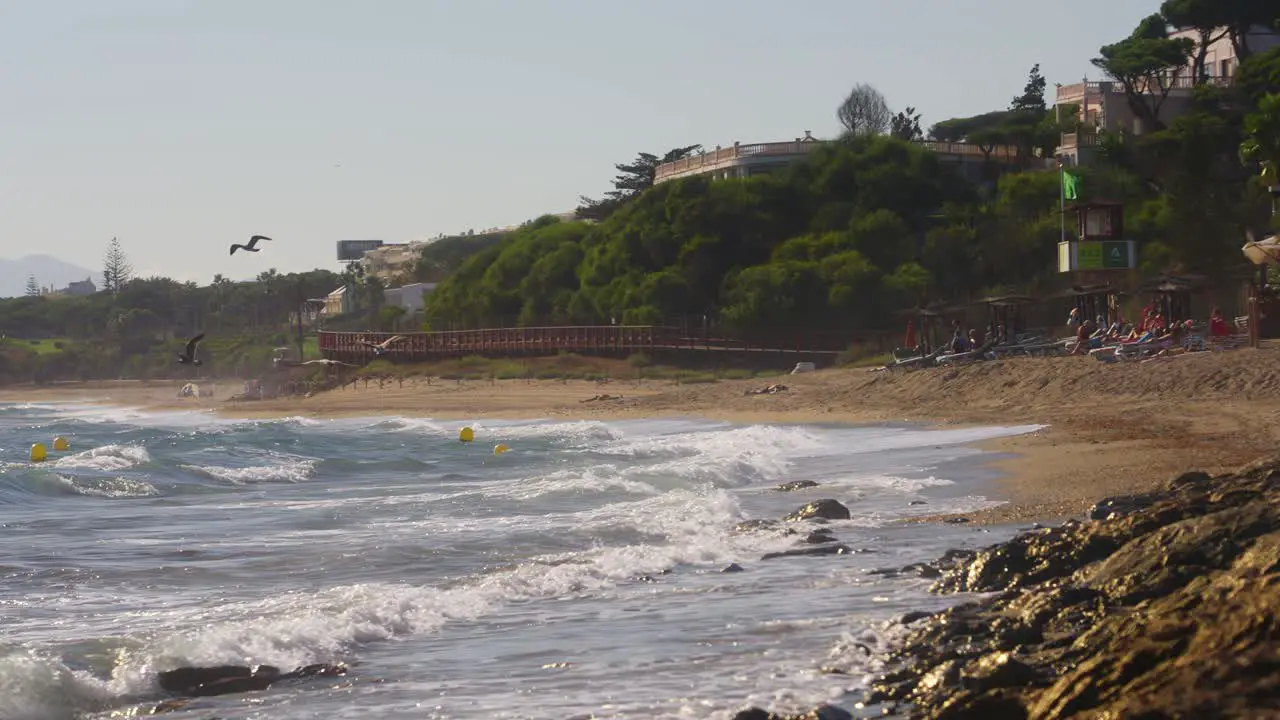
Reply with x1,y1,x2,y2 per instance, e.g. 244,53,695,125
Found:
771,456,1280,720
121,461,1280,718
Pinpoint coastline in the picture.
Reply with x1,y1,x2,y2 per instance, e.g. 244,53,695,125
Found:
3,350,1276,525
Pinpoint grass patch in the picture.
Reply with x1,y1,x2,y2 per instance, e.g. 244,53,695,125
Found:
9,338,73,355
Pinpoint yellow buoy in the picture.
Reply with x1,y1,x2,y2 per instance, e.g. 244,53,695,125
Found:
30,443,47,463
494,443,510,455
52,436,69,452
459,426,475,443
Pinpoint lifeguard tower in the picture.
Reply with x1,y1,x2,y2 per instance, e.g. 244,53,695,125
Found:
1057,201,1137,325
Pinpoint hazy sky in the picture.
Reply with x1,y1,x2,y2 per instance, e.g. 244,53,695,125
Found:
1,0,1159,284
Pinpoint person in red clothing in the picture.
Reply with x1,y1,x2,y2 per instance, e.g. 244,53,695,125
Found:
1209,307,1232,338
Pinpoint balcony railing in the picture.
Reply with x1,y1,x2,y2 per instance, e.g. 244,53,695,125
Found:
1057,74,1233,101
1060,132,1103,149
654,139,1025,182
654,141,823,181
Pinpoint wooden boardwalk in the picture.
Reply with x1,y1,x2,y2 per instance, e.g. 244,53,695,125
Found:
318,326,845,363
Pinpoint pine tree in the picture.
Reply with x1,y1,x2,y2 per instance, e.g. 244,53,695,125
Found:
24,275,40,297
103,237,133,293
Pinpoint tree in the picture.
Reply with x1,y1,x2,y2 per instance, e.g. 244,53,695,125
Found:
890,107,923,141
1160,0,1231,82
24,275,39,297
1010,64,1047,114
836,84,892,137
103,237,133,293
1092,14,1196,133
1241,93,1280,191
576,145,702,221
1161,0,1280,64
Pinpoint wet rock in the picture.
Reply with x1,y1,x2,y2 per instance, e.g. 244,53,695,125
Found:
735,519,779,533
721,563,745,573
731,706,853,720
900,610,932,625
157,663,346,698
867,458,1280,719
761,544,852,560
900,562,942,579
944,516,970,524
1087,494,1155,521
802,530,839,544
776,480,819,491
783,499,850,522
960,652,1037,692
909,500,928,506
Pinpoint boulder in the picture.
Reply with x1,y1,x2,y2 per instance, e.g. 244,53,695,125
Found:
157,663,346,698
864,459,1280,719
783,499,850,522
775,480,819,491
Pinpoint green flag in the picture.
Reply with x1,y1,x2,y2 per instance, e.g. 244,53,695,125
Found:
1062,170,1080,201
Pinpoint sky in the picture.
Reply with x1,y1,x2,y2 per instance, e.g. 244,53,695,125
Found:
0,0,1163,285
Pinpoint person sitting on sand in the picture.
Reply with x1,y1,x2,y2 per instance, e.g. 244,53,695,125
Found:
1070,318,1096,355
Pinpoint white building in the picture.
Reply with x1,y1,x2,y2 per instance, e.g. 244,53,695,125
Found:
384,282,436,314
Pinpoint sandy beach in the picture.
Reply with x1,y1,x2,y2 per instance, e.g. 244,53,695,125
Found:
5,347,1278,525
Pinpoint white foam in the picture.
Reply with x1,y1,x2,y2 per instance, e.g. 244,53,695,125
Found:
54,475,160,499
52,445,151,472
182,457,317,485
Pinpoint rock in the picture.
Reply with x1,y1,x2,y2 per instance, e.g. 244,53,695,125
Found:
944,516,971,524
960,652,1038,692
731,705,853,720
721,563,745,573
802,530,839,544
783,499,850,522
761,544,852,560
1087,494,1155,521
900,610,932,625
867,459,1280,719
157,663,346,698
909,500,928,506
735,519,779,533
776,480,819,491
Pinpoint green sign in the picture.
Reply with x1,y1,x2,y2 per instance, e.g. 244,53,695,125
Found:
1078,242,1103,269
1102,241,1129,269
1076,241,1130,270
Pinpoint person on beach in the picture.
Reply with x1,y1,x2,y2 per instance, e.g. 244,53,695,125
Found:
1209,307,1232,338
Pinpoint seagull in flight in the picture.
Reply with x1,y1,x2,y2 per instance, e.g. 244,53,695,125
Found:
360,335,406,356
230,235,272,255
302,359,356,367
176,334,205,366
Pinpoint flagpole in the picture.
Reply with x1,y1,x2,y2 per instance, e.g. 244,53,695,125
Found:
1055,89,1065,245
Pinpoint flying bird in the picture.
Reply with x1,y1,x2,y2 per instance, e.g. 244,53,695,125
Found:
230,235,272,255
176,333,205,366
302,359,356,367
359,335,406,356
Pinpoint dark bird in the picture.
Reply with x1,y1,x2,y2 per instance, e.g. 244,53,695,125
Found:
177,334,205,366
359,335,405,356
230,235,272,255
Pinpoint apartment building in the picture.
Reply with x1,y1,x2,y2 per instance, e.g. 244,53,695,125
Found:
1057,24,1280,166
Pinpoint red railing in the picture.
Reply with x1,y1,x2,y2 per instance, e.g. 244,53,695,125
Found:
318,325,850,361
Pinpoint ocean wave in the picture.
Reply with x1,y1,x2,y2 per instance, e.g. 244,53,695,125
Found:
52,445,151,472
182,458,318,485
53,475,160,499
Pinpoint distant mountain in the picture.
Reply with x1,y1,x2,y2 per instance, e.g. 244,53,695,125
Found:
0,255,99,298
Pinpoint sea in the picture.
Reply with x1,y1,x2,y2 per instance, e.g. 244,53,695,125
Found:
0,401,1043,720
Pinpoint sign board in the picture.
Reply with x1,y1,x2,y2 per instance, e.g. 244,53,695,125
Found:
1058,240,1135,273
336,240,384,262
